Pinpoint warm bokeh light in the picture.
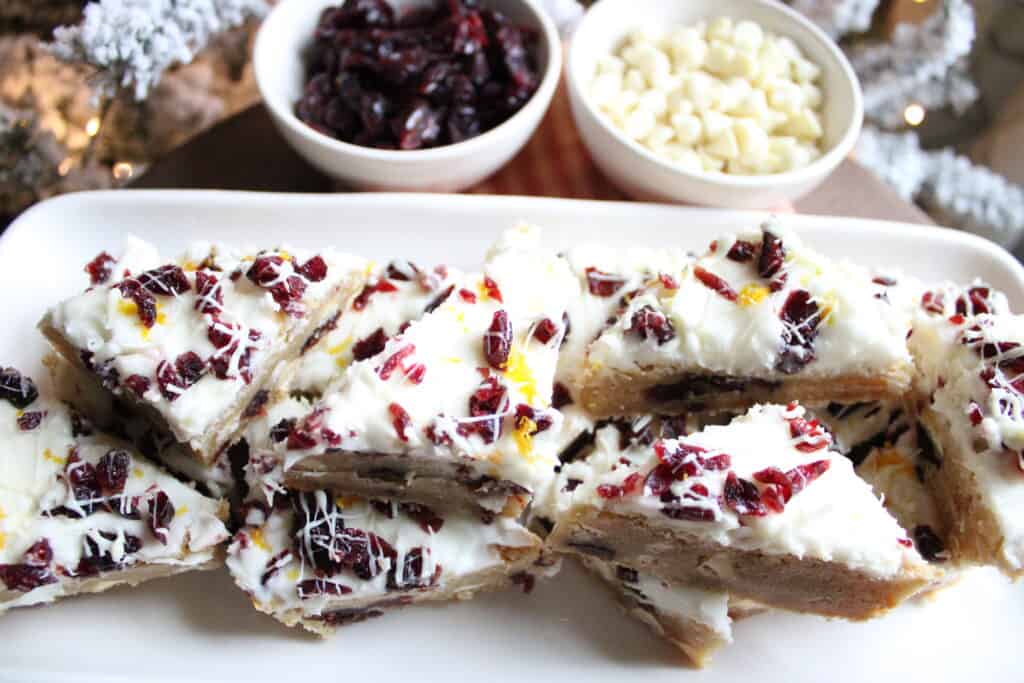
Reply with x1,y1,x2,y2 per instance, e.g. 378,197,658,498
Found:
85,117,100,137
903,103,926,127
57,158,73,176
112,162,133,180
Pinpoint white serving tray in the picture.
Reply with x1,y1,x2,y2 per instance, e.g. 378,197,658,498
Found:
2,191,1021,683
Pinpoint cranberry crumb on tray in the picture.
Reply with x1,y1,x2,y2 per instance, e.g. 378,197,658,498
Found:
227,394,546,634
296,0,541,150
0,368,229,614
579,219,914,417
546,402,939,620
38,237,367,466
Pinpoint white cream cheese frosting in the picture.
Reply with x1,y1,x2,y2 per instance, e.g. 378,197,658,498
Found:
0,368,228,612
44,236,366,456
585,219,912,380
569,403,925,578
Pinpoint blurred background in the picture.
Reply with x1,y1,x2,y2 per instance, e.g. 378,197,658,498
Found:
1,0,1022,250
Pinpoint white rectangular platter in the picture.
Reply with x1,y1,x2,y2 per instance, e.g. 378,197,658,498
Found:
2,191,1022,683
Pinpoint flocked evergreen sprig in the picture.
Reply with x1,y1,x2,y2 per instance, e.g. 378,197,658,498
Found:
857,126,1024,249
50,0,268,102
787,0,880,39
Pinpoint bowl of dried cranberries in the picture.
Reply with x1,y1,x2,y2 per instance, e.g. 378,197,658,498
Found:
254,0,561,192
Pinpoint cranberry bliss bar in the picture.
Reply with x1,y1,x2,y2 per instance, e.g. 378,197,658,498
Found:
278,227,577,516
228,396,544,633
38,237,366,465
0,368,229,614
547,403,937,619
909,285,1024,578
579,220,913,417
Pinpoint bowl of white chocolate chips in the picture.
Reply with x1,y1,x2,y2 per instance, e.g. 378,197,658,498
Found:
566,0,863,209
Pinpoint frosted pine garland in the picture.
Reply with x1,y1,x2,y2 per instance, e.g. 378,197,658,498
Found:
866,58,979,130
787,0,880,39
848,0,976,118
856,126,1024,249
50,0,268,101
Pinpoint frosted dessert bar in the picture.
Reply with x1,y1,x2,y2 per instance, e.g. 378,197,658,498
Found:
580,220,913,417
39,237,366,465
0,367,229,614
547,403,937,619
228,396,544,634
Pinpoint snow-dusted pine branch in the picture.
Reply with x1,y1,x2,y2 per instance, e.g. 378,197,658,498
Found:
787,0,880,39
856,126,1024,249
848,0,976,120
50,0,268,102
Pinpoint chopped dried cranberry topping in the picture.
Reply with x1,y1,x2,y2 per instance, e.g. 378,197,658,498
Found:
96,449,130,496
115,278,158,327
723,471,766,517
404,363,426,384
727,240,757,262
921,291,945,315
424,284,454,313
23,538,53,567
758,231,785,280
872,276,897,287
458,288,478,303
483,309,512,369
787,460,830,495
147,490,175,544
463,375,508,443
968,402,984,426
597,472,642,499
514,404,553,434
287,408,326,450
194,269,223,315
658,272,679,290
389,402,412,442
628,305,676,344
353,279,400,310
353,327,390,361
377,344,415,380
85,252,116,285
956,286,993,316
532,317,559,344
298,255,328,282
585,267,626,297
139,265,190,296
399,502,444,533
788,416,830,452
0,367,38,409
552,382,572,409
481,276,503,302
176,351,206,386
0,538,56,591
776,289,820,374
243,390,270,418
912,525,947,562
693,266,738,301
123,374,151,398
298,578,353,598
16,411,43,431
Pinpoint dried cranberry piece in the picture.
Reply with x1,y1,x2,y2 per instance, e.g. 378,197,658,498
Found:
424,284,455,313
921,291,945,315
298,579,353,598
464,375,507,443
298,255,328,282
353,327,389,361
514,404,552,433
0,541,56,592
246,255,285,286
726,240,757,262
243,390,270,418
788,416,830,452
23,539,54,567
64,452,101,516
123,374,151,398
776,290,821,374
176,351,206,386
758,231,785,280
956,287,993,316
287,408,327,450
85,252,116,285
532,317,559,344
786,460,830,496
148,490,175,544
377,344,415,380
116,279,158,327
628,305,676,344
483,310,512,369
399,502,444,533
17,411,44,431
96,449,130,496
912,525,947,562
386,259,420,281
693,266,738,302
331,0,395,29
458,288,478,303
968,402,984,426
353,279,400,310
481,276,503,302
270,418,295,443
584,267,626,297
389,402,412,442
753,467,793,502
194,269,223,315
872,276,897,287
0,367,38,409
552,382,572,409
723,472,766,517
139,265,190,296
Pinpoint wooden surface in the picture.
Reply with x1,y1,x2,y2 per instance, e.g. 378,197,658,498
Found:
133,84,934,226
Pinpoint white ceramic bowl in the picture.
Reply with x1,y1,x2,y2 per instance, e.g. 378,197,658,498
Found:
566,0,863,208
254,0,561,192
